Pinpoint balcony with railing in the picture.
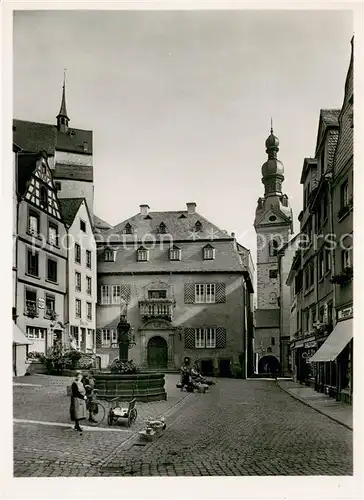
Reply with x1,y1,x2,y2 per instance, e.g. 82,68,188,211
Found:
139,299,175,321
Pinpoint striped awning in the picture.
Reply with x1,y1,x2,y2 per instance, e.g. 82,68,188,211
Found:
309,319,353,362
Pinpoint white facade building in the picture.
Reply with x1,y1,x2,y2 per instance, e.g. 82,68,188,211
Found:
60,198,97,352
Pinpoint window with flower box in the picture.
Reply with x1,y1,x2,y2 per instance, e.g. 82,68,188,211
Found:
25,289,38,317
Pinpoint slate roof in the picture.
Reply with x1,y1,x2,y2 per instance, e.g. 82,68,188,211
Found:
13,119,93,156
16,152,40,196
93,215,113,230
102,211,233,242
255,309,280,328
97,239,246,274
54,164,93,182
59,198,84,227
321,109,340,127
315,109,340,155
327,129,339,171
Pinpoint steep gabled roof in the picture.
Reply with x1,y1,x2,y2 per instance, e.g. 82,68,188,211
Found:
13,119,93,156
59,198,84,227
17,152,43,196
315,109,340,155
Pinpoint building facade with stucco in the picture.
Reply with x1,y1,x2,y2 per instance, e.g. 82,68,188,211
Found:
96,202,254,376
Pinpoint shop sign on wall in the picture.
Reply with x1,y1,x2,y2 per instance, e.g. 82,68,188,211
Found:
337,306,353,320
304,340,317,349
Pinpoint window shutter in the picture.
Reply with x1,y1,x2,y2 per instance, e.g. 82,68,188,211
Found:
215,283,226,303
184,328,195,349
216,327,227,348
184,283,195,304
95,329,102,349
97,286,102,305
120,284,131,303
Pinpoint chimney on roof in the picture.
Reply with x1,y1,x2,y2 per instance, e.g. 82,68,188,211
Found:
140,204,150,216
186,202,196,214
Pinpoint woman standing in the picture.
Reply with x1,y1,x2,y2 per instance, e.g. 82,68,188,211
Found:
70,370,87,432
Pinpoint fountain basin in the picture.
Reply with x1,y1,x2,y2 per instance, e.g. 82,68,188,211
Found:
94,372,167,402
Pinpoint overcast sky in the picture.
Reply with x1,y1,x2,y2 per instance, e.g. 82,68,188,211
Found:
13,9,353,262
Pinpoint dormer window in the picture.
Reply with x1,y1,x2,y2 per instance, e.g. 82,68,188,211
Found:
137,246,149,262
195,221,202,232
158,222,167,234
203,244,215,260
124,223,133,234
169,246,181,261
179,214,187,219
104,248,116,262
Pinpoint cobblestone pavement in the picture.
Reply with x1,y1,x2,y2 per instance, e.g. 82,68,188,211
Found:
13,377,353,477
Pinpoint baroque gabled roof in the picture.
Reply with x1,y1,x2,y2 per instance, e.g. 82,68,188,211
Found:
13,119,93,156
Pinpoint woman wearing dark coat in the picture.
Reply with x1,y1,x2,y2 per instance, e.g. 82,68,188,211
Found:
70,371,87,432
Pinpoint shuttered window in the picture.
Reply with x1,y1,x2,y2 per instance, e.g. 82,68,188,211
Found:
184,283,225,304
184,327,226,349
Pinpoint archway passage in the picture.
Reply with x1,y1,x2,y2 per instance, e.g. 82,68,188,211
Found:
258,355,281,375
147,336,168,369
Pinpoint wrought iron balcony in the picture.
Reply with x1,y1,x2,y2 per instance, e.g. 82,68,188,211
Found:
139,299,175,321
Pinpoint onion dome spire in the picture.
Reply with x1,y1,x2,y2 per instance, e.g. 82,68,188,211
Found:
57,70,69,133
261,119,285,196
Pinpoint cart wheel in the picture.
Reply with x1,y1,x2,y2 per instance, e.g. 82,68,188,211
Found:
107,412,113,426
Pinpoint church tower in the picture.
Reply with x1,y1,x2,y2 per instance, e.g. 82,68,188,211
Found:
56,73,70,134
253,125,293,374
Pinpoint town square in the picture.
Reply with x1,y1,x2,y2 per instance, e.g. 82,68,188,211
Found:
5,5,357,491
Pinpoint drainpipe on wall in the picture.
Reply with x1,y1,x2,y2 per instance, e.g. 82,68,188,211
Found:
327,173,336,392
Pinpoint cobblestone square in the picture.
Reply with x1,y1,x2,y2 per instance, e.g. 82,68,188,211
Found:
13,376,353,477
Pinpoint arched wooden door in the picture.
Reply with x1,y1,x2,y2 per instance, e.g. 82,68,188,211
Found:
147,336,168,369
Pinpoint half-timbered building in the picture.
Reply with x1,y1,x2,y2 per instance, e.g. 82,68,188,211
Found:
15,150,67,357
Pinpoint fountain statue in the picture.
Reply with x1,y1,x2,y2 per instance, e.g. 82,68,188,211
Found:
93,296,167,402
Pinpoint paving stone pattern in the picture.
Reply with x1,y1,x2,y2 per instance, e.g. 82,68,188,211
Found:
13,376,353,477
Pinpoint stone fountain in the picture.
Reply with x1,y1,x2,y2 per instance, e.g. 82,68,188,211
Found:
94,300,167,402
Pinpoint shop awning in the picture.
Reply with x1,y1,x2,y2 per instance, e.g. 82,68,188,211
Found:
309,319,353,362
13,323,32,345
